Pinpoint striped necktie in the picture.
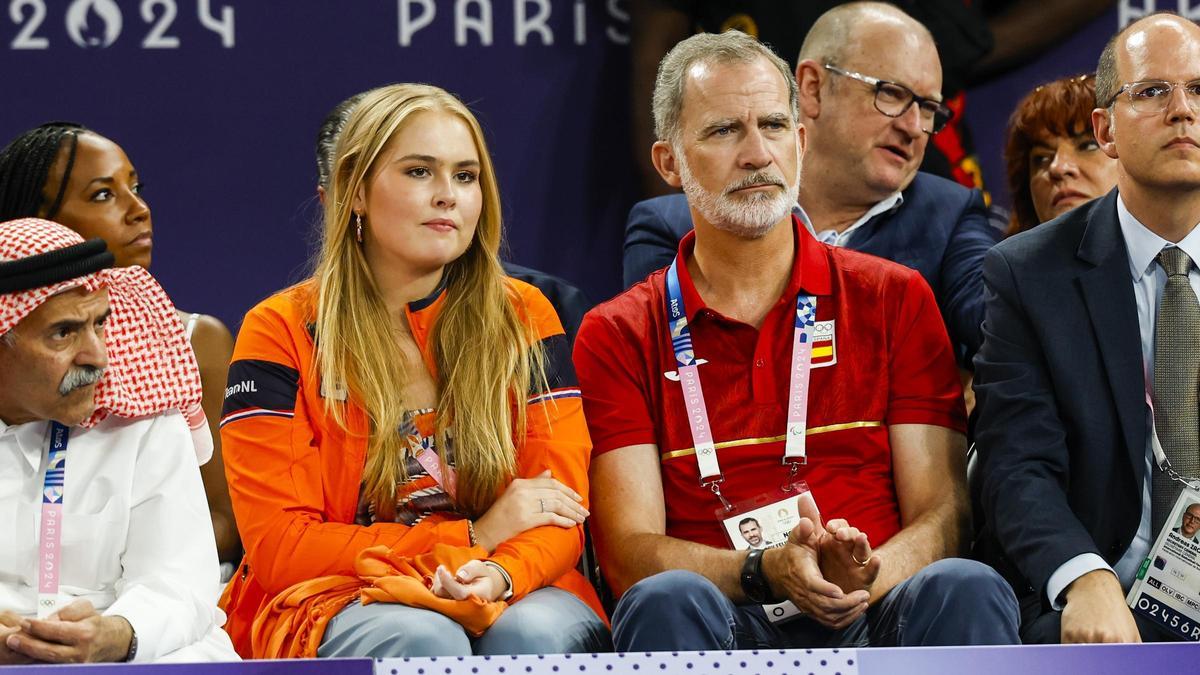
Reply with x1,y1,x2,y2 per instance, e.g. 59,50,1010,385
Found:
1152,246,1200,532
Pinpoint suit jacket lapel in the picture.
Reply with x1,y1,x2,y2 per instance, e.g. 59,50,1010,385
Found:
1077,191,1147,484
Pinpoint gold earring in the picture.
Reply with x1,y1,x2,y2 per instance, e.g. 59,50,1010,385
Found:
355,213,364,243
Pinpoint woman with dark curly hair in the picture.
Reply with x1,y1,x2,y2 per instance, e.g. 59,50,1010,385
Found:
1004,74,1118,236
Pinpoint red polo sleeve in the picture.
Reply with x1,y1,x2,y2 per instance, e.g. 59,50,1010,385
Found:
886,271,968,432
574,305,659,456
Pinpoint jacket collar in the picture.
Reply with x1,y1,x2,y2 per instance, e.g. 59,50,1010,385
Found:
1115,193,1200,281
407,273,449,312
1074,188,1148,484
403,274,450,378
1076,190,1127,266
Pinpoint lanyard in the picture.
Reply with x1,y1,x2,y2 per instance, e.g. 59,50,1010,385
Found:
665,258,816,504
38,422,69,618
1144,386,1200,490
413,442,457,499
402,412,457,498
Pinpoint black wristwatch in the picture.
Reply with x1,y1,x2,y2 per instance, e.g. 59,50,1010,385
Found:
740,548,772,603
123,627,138,662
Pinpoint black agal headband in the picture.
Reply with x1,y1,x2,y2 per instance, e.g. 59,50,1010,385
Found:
0,238,114,294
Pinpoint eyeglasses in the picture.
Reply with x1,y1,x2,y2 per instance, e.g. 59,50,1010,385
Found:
1104,80,1200,113
1183,513,1200,523
823,64,954,134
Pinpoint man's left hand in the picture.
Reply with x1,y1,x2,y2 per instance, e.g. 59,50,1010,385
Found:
4,600,133,663
818,519,882,596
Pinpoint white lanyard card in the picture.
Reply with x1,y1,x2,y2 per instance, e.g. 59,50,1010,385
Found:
718,481,813,623
1127,486,1200,641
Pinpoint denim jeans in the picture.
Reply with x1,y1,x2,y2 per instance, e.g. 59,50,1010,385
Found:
612,558,1020,650
318,587,612,657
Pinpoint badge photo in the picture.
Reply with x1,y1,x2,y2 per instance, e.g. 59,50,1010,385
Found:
717,482,815,623
1127,487,1200,641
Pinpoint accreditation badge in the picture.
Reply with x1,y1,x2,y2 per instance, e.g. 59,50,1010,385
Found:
1126,487,1200,641
717,481,814,623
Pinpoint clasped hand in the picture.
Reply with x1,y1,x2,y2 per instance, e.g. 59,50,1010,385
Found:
430,469,586,605
431,561,508,603
1,600,132,664
761,495,882,629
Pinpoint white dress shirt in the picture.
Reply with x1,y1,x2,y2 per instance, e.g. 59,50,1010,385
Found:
811,192,904,247
0,411,237,662
1046,194,1200,609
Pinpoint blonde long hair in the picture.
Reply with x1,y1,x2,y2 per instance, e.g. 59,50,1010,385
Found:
314,83,543,519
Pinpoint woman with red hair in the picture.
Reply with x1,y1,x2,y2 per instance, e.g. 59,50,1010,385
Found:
1004,74,1118,236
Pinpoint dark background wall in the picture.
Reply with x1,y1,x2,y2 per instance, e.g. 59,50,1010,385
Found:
1,1,1128,331
2,0,636,329
966,6,1122,211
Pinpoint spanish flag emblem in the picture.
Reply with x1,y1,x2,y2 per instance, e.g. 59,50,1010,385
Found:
811,320,836,367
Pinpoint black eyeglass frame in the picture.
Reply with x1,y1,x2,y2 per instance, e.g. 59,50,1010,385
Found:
823,64,954,134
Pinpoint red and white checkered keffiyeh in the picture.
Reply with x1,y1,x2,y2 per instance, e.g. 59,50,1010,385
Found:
0,218,211,462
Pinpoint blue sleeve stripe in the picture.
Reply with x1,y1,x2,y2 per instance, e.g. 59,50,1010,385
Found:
527,387,582,406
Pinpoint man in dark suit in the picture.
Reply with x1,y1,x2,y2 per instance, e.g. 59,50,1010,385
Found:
973,13,1200,643
623,3,1001,362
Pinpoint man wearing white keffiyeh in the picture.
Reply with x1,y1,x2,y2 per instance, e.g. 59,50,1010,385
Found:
0,218,237,663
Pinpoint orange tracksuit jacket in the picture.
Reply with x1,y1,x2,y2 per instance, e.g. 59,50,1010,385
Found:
218,279,604,657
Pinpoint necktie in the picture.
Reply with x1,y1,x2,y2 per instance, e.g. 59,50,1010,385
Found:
1152,246,1200,532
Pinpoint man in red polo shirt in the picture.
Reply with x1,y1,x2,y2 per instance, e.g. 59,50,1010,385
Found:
574,28,1018,649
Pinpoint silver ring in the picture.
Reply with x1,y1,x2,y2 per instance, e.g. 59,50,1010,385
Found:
538,498,545,513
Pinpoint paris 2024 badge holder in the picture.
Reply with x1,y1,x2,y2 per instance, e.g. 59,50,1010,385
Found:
717,480,815,623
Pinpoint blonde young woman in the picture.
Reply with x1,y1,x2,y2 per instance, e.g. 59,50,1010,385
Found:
218,84,609,658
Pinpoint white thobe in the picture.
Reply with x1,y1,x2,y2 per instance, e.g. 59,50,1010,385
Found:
0,411,237,662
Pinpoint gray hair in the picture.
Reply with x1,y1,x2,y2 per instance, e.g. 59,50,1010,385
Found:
652,30,799,144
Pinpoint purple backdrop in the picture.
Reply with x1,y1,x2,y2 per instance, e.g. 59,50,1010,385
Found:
0,643,1194,673
1,0,635,329
965,5,1124,209
0,1,1148,330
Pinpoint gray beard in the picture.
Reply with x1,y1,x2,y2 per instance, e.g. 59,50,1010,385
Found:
678,149,801,239
59,365,104,396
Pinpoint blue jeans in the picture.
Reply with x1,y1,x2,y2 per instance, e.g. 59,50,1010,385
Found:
318,587,612,657
612,559,1020,650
